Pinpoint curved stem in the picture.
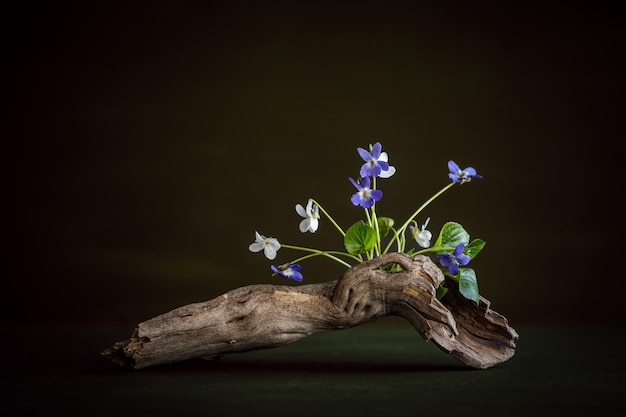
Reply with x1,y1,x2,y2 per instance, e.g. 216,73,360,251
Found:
363,208,374,259
310,199,345,237
281,244,357,267
413,246,456,255
384,182,457,254
371,177,381,257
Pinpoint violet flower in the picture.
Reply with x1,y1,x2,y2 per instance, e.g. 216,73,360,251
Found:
271,263,303,282
448,160,482,183
437,243,470,275
358,142,395,178
349,176,382,209
249,231,281,260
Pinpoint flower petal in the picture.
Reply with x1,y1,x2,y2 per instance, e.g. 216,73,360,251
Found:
299,218,310,233
357,147,371,162
453,243,465,257
267,237,280,249
360,198,374,208
264,246,278,260
249,243,263,252
305,199,314,213
379,165,395,178
296,204,306,218
371,142,382,159
438,254,451,267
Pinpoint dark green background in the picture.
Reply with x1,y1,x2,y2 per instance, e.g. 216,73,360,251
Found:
3,1,623,327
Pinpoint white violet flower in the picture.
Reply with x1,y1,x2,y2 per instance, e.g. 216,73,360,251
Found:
411,217,432,248
295,199,320,233
249,231,281,260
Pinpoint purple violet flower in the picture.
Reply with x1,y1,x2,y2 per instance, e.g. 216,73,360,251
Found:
271,263,303,282
448,160,482,183
358,142,394,178
349,176,382,208
437,243,471,275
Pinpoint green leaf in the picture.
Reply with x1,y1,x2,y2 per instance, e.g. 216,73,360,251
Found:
458,268,480,304
377,217,395,238
436,283,449,300
434,221,470,249
344,221,377,255
466,239,486,260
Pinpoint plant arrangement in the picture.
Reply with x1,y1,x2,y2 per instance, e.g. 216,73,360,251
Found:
103,141,518,370
249,142,485,304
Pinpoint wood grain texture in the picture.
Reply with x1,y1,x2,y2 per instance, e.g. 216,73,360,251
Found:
102,253,517,369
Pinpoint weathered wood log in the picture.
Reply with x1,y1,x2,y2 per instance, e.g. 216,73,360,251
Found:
102,253,518,370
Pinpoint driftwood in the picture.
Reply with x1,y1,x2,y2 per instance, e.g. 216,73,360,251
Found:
102,253,518,370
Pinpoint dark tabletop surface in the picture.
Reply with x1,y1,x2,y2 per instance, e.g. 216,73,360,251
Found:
5,319,624,417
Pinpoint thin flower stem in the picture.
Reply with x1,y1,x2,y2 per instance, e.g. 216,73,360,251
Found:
310,199,345,237
398,182,456,234
288,252,355,268
363,209,374,259
413,246,456,255
384,227,403,254
281,244,357,267
287,252,333,265
394,219,419,253
371,177,381,257
383,182,457,254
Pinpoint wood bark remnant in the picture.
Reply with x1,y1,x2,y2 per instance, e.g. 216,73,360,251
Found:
102,253,518,370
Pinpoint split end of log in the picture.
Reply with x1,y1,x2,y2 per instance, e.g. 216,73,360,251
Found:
101,329,148,369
